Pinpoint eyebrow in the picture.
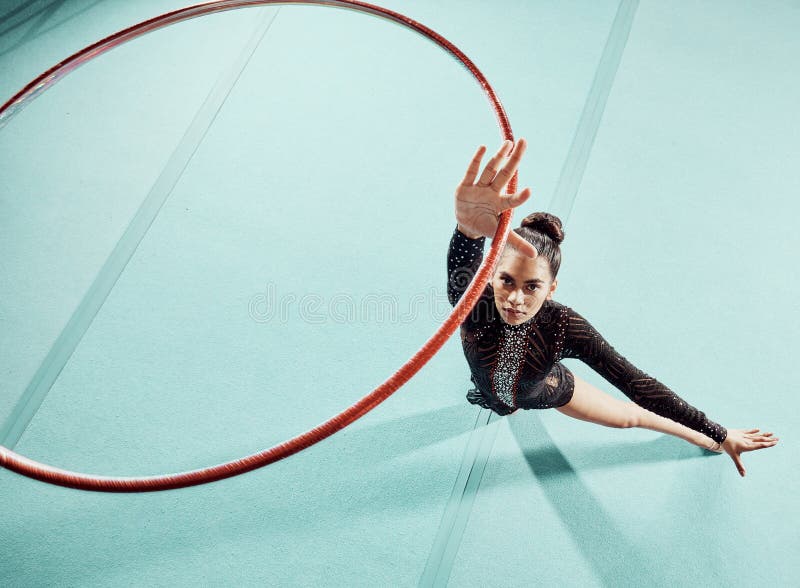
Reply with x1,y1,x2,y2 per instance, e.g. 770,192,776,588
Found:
499,271,544,284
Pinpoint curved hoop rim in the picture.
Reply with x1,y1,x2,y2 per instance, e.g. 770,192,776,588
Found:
0,0,519,492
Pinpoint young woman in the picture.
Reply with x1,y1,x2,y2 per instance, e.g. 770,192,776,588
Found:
449,137,778,477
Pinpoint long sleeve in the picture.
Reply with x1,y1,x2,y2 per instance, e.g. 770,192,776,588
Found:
447,224,486,306
560,306,728,444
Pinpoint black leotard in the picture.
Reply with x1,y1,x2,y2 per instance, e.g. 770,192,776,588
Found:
447,225,727,444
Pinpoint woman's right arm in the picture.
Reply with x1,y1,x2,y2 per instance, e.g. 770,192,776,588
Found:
447,225,486,306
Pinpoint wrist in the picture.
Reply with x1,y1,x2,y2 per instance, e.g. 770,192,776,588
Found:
457,224,483,240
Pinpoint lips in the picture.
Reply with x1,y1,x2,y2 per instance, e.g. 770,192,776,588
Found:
504,308,524,317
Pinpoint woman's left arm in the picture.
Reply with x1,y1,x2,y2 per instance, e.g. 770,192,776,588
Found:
559,305,779,476
558,305,728,444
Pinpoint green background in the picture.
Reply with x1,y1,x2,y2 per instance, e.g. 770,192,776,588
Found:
1,1,797,586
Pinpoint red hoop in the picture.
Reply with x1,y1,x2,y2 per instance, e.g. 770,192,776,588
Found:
0,0,519,492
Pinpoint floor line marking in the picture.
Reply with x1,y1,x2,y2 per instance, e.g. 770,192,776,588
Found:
549,0,639,221
419,2,639,585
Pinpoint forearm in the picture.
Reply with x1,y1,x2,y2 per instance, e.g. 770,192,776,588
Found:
625,380,728,444
447,224,485,306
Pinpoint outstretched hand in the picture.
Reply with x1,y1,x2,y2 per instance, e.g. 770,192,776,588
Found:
721,428,779,477
455,138,538,258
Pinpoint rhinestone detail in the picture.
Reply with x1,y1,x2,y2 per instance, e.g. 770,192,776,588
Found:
492,320,531,408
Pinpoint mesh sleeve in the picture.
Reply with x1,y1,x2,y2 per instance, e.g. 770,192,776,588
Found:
447,224,486,307
561,306,728,444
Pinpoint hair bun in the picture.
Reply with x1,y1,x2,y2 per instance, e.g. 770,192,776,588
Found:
520,212,564,244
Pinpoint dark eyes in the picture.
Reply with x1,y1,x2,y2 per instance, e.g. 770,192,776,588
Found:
501,277,538,291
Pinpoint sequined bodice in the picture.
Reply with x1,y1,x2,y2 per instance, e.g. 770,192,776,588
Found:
493,322,529,407
446,224,727,444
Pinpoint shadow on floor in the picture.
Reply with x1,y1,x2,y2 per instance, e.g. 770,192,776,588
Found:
2,400,719,587
506,412,716,588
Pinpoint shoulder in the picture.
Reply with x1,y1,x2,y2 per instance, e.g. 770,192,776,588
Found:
544,299,587,321
542,298,566,311
537,300,593,337
537,298,572,319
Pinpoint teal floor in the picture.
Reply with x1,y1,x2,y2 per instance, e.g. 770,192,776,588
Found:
1,1,798,586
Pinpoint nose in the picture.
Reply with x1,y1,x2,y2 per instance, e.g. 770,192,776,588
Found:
508,288,524,306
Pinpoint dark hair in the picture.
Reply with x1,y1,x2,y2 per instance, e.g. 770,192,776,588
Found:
513,212,564,279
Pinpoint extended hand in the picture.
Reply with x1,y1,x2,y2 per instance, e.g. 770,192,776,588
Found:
721,428,779,477
455,138,537,258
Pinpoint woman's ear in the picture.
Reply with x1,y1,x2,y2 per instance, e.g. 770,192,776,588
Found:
546,278,558,300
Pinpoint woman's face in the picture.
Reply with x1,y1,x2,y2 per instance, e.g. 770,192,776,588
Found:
491,249,558,325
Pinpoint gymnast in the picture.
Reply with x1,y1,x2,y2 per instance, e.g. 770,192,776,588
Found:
448,137,778,477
